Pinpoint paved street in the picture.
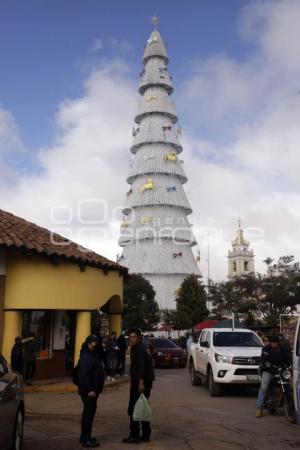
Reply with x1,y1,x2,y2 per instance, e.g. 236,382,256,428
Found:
24,369,300,450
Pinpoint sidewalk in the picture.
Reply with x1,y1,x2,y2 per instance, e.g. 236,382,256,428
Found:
23,375,129,394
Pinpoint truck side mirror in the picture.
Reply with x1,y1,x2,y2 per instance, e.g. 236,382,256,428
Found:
200,341,209,348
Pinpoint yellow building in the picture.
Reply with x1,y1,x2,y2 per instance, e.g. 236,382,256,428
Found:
0,209,126,379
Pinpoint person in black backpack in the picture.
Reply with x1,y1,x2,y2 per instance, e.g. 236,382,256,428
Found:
122,328,155,444
77,335,105,448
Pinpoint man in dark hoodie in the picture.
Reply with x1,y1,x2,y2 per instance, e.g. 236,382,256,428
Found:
11,336,24,375
77,335,105,448
122,328,155,444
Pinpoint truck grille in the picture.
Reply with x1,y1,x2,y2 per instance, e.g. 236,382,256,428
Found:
232,356,261,366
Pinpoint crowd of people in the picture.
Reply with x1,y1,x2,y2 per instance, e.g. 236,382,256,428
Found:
10,330,128,385
10,325,296,446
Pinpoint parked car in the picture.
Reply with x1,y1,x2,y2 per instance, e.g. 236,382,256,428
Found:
0,354,25,450
188,328,263,396
293,317,300,425
144,337,187,368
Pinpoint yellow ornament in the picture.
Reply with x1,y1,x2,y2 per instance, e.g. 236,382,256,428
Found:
164,151,177,162
120,220,129,229
140,179,154,193
140,216,153,225
146,95,157,102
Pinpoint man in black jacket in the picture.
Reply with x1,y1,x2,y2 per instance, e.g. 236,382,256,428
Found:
78,335,105,448
123,328,155,444
256,335,292,418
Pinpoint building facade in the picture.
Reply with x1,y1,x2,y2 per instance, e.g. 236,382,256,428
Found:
228,223,255,279
0,209,126,379
119,25,200,310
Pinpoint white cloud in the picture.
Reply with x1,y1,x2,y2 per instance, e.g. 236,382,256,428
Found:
178,0,300,280
0,107,23,155
0,61,136,261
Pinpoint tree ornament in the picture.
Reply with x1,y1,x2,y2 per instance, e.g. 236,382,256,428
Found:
132,127,140,137
164,151,177,162
173,251,183,259
141,179,154,193
140,216,153,225
146,95,157,102
121,219,129,229
162,125,172,134
144,154,155,161
166,185,176,192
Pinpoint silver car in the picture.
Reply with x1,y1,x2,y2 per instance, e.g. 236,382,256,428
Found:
0,354,24,450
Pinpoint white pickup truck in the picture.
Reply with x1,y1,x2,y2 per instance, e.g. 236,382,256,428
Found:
188,327,263,396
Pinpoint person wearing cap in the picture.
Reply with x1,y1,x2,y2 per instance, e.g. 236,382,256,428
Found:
77,335,105,448
256,334,292,418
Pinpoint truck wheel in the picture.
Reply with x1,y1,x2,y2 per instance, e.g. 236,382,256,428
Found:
189,361,201,386
208,367,222,396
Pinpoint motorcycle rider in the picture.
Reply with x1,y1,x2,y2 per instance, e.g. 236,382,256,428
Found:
256,334,292,418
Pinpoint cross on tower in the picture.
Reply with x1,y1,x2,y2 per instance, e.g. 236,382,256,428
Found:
150,15,159,30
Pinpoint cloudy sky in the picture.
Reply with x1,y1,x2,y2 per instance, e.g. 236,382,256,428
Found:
0,0,299,281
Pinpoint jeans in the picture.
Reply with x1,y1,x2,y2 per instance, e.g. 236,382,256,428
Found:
80,395,98,442
128,383,152,439
117,351,126,375
107,355,117,378
256,371,273,409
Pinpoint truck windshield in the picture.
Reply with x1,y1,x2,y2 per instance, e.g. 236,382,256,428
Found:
213,332,262,347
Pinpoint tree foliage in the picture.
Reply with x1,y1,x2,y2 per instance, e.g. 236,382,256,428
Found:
122,274,160,331
208,255,300,326
165,275,208,329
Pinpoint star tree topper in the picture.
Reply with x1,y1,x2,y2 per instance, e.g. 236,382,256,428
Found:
150,15,159,30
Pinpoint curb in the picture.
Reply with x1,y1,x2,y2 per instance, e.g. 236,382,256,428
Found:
23,376,130,394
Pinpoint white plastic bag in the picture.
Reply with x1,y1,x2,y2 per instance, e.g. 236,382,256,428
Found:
133,393,152,422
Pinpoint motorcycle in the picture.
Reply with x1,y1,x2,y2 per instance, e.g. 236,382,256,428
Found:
265,365,296,423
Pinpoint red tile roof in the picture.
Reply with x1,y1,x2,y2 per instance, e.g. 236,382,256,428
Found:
0,209,126,274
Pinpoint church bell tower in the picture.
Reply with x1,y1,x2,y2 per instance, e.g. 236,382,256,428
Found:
228,221,255,279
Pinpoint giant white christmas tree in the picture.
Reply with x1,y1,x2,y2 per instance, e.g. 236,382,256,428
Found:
119,18,200,310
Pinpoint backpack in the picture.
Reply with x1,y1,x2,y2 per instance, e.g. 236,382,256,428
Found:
72,364,79,386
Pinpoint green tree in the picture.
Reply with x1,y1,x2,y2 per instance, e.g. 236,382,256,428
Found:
259,255,300,325
208,255,300,327
122,274,160,331
208,275,260,320
173,275,208,329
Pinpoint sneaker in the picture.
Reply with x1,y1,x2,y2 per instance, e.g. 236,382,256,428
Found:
122,437,140,444
140,436,150,442
111,377,116,382
106,376,111,381
256,409,263,418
